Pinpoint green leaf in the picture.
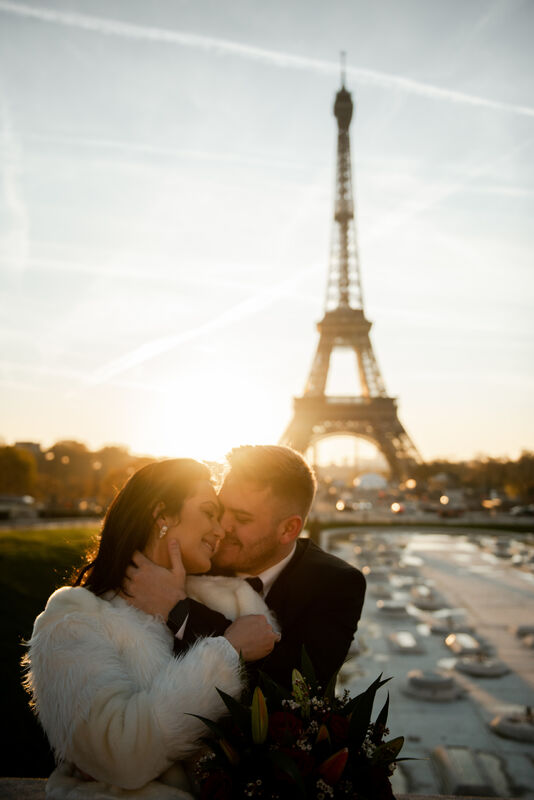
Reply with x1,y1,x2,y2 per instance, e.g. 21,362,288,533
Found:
186,713,226,739
371,736,405,765
344,674,391,716
393,757,420,762
371,692,389,744
257,670,292,704
347,674,392,751
215,687,250,730
267,750,307,797
198,735,220,749
300,645,317,689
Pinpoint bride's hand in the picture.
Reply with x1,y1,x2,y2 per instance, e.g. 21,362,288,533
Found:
121,539,187,617
224,615,281,661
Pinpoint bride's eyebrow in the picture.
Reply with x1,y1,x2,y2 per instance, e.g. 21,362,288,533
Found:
201,500,220,512
202,499,225,517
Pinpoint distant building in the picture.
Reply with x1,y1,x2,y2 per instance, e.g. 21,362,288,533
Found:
356,473,388,490
14,442,42,459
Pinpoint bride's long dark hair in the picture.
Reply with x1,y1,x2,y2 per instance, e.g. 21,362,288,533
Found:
73,458,210,595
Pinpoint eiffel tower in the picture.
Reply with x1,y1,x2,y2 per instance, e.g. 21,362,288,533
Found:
281,67,421,481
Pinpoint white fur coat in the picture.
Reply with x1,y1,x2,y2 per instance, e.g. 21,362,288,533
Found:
24,576,275,799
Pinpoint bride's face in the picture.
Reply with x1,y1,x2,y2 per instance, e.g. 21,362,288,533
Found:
167,480,224,574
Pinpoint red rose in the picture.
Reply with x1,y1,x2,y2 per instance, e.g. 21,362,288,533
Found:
273,748,315,782
361,767,396,800
199,771,233,800
328,713,350,743
268,711,303,744
286,749,315,777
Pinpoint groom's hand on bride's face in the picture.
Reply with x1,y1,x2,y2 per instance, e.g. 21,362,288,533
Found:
121,542,187,618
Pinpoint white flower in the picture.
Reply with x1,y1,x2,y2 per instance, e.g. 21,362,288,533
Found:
316,777,334,797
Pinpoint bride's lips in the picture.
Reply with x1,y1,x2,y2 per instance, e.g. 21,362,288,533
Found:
202,537,219,555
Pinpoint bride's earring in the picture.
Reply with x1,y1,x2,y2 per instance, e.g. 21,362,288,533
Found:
159,524,168,538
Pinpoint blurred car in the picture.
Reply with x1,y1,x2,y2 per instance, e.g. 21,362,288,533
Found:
351,501,373,511
510,505,534,517
0,494,38,520
439,506,465,518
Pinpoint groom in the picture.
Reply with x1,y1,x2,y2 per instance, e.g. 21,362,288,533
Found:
129,445,366,688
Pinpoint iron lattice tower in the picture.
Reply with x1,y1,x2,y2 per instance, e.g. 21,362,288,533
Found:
281,72,421,480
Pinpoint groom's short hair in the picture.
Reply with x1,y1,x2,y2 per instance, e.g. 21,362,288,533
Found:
225,445,316,521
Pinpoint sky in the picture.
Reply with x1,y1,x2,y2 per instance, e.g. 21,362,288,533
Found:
0,0,533,465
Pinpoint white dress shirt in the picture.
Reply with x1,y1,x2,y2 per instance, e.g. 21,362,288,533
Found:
237,543,297,599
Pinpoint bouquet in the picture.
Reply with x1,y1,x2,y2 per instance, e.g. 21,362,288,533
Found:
193,651,406,799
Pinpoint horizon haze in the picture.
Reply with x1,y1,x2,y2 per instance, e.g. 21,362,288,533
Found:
1,0,533,465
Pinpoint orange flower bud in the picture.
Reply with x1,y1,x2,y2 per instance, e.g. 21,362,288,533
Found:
318,747,349,784
316,723,330,744
251,687,268,744
219,738,240,766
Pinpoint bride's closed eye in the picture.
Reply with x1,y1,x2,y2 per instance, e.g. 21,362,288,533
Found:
201,502,221,522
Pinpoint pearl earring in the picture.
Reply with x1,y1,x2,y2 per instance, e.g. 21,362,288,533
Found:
159,525,168,539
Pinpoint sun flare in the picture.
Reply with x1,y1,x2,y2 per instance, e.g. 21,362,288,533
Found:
134,375,284,463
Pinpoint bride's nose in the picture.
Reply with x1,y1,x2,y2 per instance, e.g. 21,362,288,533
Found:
212,519,224,539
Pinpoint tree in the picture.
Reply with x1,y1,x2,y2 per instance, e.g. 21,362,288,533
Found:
0,447,37,495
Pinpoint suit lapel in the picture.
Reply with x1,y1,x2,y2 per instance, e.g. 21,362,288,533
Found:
265,538,310,614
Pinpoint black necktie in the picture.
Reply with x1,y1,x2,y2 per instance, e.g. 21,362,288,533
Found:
245,576,264,595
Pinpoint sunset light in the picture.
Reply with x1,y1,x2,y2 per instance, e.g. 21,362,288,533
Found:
2,6,534,795
0,1,532,465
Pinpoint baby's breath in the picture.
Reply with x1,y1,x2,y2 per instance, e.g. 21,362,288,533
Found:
316,777,334,797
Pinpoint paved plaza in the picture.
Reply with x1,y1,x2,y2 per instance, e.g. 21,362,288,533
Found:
324,528,534,798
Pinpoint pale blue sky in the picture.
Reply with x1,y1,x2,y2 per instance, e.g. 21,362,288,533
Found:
0,0,533,462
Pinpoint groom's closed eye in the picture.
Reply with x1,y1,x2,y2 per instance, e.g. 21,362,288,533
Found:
234,512,254,524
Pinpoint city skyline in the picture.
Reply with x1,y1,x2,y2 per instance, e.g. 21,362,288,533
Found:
1,0,533,464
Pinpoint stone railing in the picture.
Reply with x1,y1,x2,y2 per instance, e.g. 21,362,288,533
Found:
0,780,511,799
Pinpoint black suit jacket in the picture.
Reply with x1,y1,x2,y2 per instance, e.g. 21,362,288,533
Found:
176,538,366,689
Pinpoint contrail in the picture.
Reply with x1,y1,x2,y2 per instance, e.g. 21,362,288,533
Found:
0,252,265,292
22,132,310,171
1,1,533,118
85,265,321,385
363,134,534,243
0,359,86,382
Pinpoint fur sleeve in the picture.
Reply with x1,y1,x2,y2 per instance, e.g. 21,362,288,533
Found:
185,575,279,632
24,601,242,790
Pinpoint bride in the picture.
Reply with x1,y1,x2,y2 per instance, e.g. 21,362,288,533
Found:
23,458,280,799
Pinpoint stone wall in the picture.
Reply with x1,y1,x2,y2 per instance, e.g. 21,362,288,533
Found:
0,780,512,799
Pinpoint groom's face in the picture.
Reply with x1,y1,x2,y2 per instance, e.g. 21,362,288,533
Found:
213,477,284,575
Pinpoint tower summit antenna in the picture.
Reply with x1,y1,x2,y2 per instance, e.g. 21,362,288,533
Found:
340,50,346,87
280,76,422,480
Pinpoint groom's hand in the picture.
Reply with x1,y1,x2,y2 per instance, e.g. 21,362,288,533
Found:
224,615,281,661
122,539,187,618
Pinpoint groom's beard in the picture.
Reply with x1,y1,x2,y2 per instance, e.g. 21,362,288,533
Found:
210,530,279,575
